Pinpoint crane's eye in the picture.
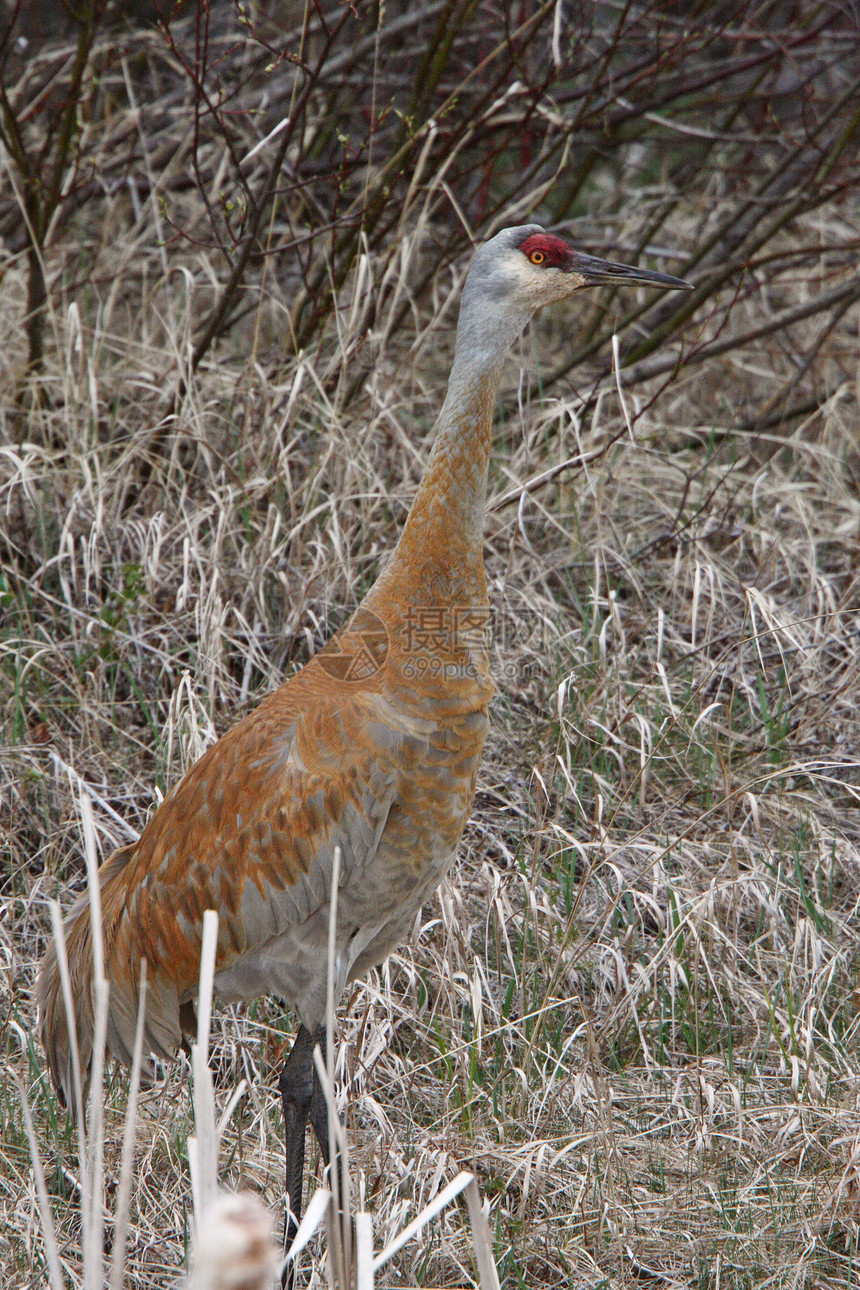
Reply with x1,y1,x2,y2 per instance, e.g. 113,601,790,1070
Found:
528,249,546,265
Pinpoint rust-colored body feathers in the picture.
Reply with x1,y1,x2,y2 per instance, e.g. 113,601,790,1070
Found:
39,583,493,1102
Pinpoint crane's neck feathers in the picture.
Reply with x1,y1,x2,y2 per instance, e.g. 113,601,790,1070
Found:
370,230,542,618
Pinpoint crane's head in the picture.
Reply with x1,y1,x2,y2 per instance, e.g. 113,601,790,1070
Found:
453,224,691,371
463,224,691,318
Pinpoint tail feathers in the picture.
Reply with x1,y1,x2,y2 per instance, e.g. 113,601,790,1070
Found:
38,911,95,1110
105,970,183,1069
38,843,185,1111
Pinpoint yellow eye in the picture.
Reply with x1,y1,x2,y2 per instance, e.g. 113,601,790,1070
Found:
529,250,546,265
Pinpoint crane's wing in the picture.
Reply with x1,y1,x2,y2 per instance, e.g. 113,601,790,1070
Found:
42,681,432,1089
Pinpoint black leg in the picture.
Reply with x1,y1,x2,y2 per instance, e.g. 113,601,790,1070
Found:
279,1024,345,1289
278,1025,316,1289
308,1025,330,1168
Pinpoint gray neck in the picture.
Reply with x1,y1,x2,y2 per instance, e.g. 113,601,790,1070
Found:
367,285,533,615
420,283,533,522
448,283,533,391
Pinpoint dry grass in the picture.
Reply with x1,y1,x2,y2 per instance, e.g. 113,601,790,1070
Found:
3,10,860,1290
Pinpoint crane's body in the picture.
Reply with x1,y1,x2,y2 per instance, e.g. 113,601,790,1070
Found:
39,224,689,1254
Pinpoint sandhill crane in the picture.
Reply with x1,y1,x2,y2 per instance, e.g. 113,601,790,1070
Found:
39,225,689,1261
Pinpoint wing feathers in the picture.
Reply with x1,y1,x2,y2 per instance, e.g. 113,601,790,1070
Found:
39,680,419,1097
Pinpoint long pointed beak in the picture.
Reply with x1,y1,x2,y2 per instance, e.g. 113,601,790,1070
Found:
570,250,692,291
